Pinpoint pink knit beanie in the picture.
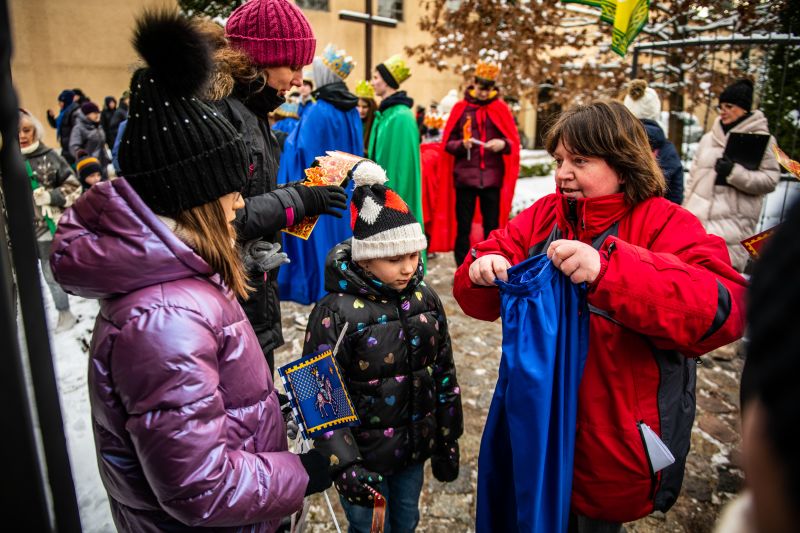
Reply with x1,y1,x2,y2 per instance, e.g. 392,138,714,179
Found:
225,0,316,67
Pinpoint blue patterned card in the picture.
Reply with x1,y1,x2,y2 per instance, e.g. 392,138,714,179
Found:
278,349,360,440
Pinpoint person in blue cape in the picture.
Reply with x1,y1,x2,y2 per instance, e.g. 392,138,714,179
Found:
271,101,300,134
277,44,364,304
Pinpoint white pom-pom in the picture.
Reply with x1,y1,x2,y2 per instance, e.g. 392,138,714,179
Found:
352,161,388,187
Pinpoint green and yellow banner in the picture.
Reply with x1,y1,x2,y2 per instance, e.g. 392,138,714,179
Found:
562,0,650,56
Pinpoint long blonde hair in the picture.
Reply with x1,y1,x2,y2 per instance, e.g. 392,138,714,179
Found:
175,199,251,299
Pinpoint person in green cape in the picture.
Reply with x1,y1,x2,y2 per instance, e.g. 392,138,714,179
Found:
369,54,426,266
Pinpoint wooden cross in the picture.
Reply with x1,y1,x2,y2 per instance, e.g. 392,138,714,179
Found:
338,1,398,79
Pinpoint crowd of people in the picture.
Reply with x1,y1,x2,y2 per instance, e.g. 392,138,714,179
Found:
14,0,796,532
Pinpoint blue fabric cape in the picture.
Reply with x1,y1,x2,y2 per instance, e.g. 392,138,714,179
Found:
476,254,588,532
277,99,364,304
272,117,299,135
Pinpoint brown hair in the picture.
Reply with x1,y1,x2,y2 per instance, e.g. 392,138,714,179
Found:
174,198,251,299
359,97,378,154
193,17,266,101
545,100,665,205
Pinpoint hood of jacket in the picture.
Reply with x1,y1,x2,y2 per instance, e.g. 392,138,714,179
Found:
640,118,667,150
314,81,359,111
51,178,214,299
323,239,423,299
379,90,414,113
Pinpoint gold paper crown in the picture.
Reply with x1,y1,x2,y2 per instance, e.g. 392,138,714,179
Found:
354,80,375,99
321,44,356,80
423,112,445,130
381,54,411,85
475,60,501,82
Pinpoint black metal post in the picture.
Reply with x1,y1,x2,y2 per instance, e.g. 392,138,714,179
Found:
631,46,639,79
0,0,82,530
366,0,373,80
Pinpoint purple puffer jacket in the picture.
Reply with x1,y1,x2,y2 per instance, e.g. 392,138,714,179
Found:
50,179,307,532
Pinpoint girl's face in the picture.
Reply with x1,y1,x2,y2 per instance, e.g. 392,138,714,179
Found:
219,191,245,224
264,66,304,96
359,251,420,290
553,140,623,200
18,116,37,148
357,99,371,119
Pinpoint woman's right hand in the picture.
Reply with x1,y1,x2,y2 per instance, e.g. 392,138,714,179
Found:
468,254,511,286
298,449,333,496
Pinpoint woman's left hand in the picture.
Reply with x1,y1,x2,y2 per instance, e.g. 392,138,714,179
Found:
547,239,601,284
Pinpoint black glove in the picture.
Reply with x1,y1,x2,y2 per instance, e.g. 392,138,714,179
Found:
241,239,289,273
276,393,299,441
714,157,734,185
334,463,383,506
299,449,333,496
431,440,460,482
294,184,347,218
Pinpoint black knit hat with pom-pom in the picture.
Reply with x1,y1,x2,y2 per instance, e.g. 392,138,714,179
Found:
118,10,249,216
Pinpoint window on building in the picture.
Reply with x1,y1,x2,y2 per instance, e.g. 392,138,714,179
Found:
296,0,329,10
378,0,403,21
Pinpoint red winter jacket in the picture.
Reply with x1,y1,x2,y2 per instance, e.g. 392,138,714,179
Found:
454,192,746,523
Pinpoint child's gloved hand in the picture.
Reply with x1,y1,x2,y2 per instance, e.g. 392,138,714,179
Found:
334,463,383,506
276,392,299,441
33,187,52,206
241,240,289,273
432,440,460,482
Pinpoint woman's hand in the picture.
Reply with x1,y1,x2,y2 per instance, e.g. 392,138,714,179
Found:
547,239,601,284
485,139,506,152
469,254,511,286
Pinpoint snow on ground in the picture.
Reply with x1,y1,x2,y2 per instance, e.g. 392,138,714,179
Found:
41,285,112,532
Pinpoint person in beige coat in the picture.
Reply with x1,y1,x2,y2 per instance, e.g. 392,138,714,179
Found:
684,79,781,272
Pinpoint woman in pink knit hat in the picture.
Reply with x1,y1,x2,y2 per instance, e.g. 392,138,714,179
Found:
201,0,349,377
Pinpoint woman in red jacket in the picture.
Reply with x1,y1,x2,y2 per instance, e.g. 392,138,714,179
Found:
454,101,747,531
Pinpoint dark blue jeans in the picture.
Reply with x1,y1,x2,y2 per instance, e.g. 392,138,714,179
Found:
339,462,425,533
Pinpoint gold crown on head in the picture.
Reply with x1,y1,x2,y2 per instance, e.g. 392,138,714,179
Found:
354,80,375,99
381,54,411,85
475,60,501,82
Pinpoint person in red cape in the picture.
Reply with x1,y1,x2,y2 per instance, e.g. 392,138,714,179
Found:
429,61,520,264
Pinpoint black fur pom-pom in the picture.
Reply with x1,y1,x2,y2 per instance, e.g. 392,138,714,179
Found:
132,10,212,97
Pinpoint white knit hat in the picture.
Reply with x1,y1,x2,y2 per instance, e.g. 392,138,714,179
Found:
623,81,662,122
349,161,427,261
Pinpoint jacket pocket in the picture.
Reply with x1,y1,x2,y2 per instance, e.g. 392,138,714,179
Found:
636,421,660,501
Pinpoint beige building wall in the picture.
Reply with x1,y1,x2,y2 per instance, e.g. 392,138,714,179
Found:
10,0,173,148
10,0,475,149
301,1,465,111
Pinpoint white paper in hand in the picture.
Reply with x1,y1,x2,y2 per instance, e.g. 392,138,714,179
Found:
639,422,676,473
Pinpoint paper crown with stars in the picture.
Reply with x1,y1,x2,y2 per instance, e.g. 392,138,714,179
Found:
378,54,411,88
475,60,501,84
322,44,355,80
354,79,375,99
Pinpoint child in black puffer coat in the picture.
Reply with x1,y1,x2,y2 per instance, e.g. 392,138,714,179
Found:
304,160,463,532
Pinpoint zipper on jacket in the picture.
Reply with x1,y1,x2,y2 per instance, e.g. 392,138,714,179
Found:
396,295,419,459
566,198,578,228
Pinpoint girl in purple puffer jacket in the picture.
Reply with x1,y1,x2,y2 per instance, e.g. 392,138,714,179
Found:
50,12,330,532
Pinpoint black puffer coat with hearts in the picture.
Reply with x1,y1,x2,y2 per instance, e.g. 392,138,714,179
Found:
304,241,462,477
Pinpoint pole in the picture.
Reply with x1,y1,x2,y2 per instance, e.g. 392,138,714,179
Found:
0,0,82,530
366,0,373,80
